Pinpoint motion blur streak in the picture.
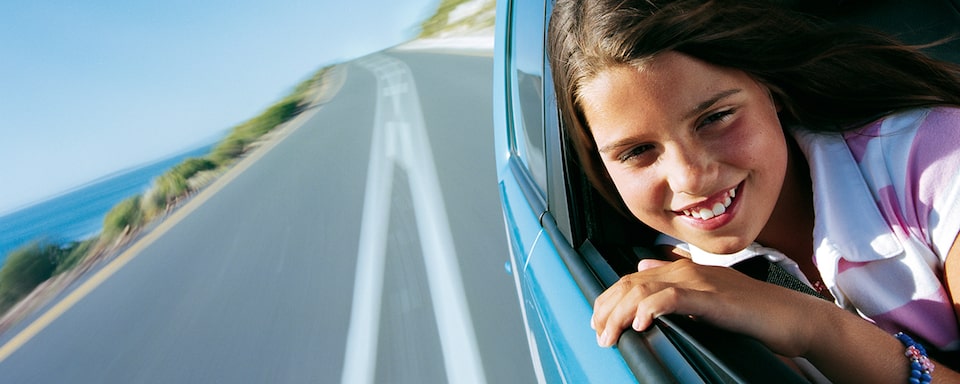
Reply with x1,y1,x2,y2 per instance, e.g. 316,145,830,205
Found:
341,54,486,384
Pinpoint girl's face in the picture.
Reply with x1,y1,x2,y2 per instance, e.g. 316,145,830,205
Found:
579,52,788,254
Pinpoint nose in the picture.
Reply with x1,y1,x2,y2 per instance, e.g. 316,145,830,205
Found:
663,146,717,196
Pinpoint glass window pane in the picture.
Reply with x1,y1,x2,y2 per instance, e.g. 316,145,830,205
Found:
509,0,548,194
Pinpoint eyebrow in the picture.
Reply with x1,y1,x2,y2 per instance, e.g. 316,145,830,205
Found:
598,139,634,155
598,89,742,155
683,89,742,121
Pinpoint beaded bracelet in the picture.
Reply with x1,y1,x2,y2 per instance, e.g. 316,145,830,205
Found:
895,332,934,384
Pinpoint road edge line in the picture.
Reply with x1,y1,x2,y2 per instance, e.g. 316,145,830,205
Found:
0,89,329,363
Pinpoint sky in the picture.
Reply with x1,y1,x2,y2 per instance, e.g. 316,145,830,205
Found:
0,0,437,215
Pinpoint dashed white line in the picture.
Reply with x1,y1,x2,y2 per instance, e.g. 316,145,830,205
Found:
341,54,486,384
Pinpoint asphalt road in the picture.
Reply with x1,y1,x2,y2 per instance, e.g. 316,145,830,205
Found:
0,48,536,383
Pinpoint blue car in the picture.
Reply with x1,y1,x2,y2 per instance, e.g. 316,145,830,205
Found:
493,0,960,382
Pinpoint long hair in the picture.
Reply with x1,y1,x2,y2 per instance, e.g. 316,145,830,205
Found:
549,0,960,216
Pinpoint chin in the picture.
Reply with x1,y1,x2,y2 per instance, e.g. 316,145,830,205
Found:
692,238,753,255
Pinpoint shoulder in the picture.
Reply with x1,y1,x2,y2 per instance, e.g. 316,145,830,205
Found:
843,107,960,153
792,107,960,259
845,107,960,258
833,107,960,186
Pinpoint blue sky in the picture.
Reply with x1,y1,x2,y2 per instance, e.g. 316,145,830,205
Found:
0,0,437,214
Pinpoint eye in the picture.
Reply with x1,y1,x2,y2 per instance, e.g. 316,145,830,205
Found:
698,108,735,128
618,144,654,163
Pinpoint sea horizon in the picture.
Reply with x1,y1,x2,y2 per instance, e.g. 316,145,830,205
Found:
0,140,219,265
0,139,222,218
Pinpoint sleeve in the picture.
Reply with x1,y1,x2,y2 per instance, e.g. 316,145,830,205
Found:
884,108,960,265
845,107,960,264
898,108,960,262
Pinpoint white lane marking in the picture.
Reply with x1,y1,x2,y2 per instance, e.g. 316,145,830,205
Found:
341,54,487,384
340,56,394,384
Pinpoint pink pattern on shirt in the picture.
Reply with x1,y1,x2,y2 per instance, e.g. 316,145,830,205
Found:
820,108,960,351
907,108,960,252
868,289,959,349
843,119,883,164
836,258,871,275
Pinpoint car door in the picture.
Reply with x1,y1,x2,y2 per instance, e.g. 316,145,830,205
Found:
494,0,814,382
494,0,642,381
496,0,960,382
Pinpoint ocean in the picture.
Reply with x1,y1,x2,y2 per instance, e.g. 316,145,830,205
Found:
0,143,216,265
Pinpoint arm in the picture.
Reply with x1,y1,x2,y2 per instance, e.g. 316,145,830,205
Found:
944,233,960,332
592,258,960,383
805,232,960,384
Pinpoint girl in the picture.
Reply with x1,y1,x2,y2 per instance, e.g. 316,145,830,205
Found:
547,0,960,382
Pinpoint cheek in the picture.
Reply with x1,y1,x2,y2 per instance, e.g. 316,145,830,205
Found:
755,122,788,170
725,116,787,169
608,168,663,217
738,120,790,199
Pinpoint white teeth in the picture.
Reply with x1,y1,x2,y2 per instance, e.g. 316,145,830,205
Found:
680,187,737,220
698,207,715,220
712,202,726,216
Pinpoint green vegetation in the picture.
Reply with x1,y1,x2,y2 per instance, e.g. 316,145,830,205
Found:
102,195,144,239
0,64,333,320
210,136,245,166
0,0,494,325
211,68,326,166
419,0,495,38
211,98,299,166
0,242,65,313
0,238,102,313
52,238,98,276
142,157,218,218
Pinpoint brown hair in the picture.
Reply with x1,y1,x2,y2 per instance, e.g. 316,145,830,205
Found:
549,0,960,216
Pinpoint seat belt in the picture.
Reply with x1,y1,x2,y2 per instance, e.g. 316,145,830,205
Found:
731,256,828,301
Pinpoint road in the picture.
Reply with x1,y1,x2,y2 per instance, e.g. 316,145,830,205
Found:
0,48,536,383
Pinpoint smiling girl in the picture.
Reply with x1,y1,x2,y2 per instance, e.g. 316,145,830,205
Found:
548,0,960,382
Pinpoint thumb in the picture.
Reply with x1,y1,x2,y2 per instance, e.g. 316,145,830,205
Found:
637,258,671,272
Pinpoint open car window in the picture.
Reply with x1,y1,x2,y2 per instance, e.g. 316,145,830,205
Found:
546,0,960,381
497,0,960,382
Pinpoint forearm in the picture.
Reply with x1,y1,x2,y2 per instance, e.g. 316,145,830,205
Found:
804,299,958,384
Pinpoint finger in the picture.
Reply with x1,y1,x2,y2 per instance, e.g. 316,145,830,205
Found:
591,294,618,339
591,278,629,333
637,258,670,272
591,275,646,337
593,263,675,340
597,301,637,347
596,287,652,347
632,286,686,331
634,283,745,334
599,285,688,347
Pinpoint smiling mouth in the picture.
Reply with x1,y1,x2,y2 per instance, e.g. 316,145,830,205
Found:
679,187,737,220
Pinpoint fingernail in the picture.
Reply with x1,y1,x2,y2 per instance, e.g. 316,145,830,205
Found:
633,318,642,331
590,316,596,330
598,330,610,347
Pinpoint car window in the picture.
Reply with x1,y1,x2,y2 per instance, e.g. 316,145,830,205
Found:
508,0,548,196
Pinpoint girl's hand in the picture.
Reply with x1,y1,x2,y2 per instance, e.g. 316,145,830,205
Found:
591,258,827,357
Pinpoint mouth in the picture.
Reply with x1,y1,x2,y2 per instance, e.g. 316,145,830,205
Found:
676,185,738,220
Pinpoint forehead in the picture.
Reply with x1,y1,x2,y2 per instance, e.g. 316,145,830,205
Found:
578,52,755,126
